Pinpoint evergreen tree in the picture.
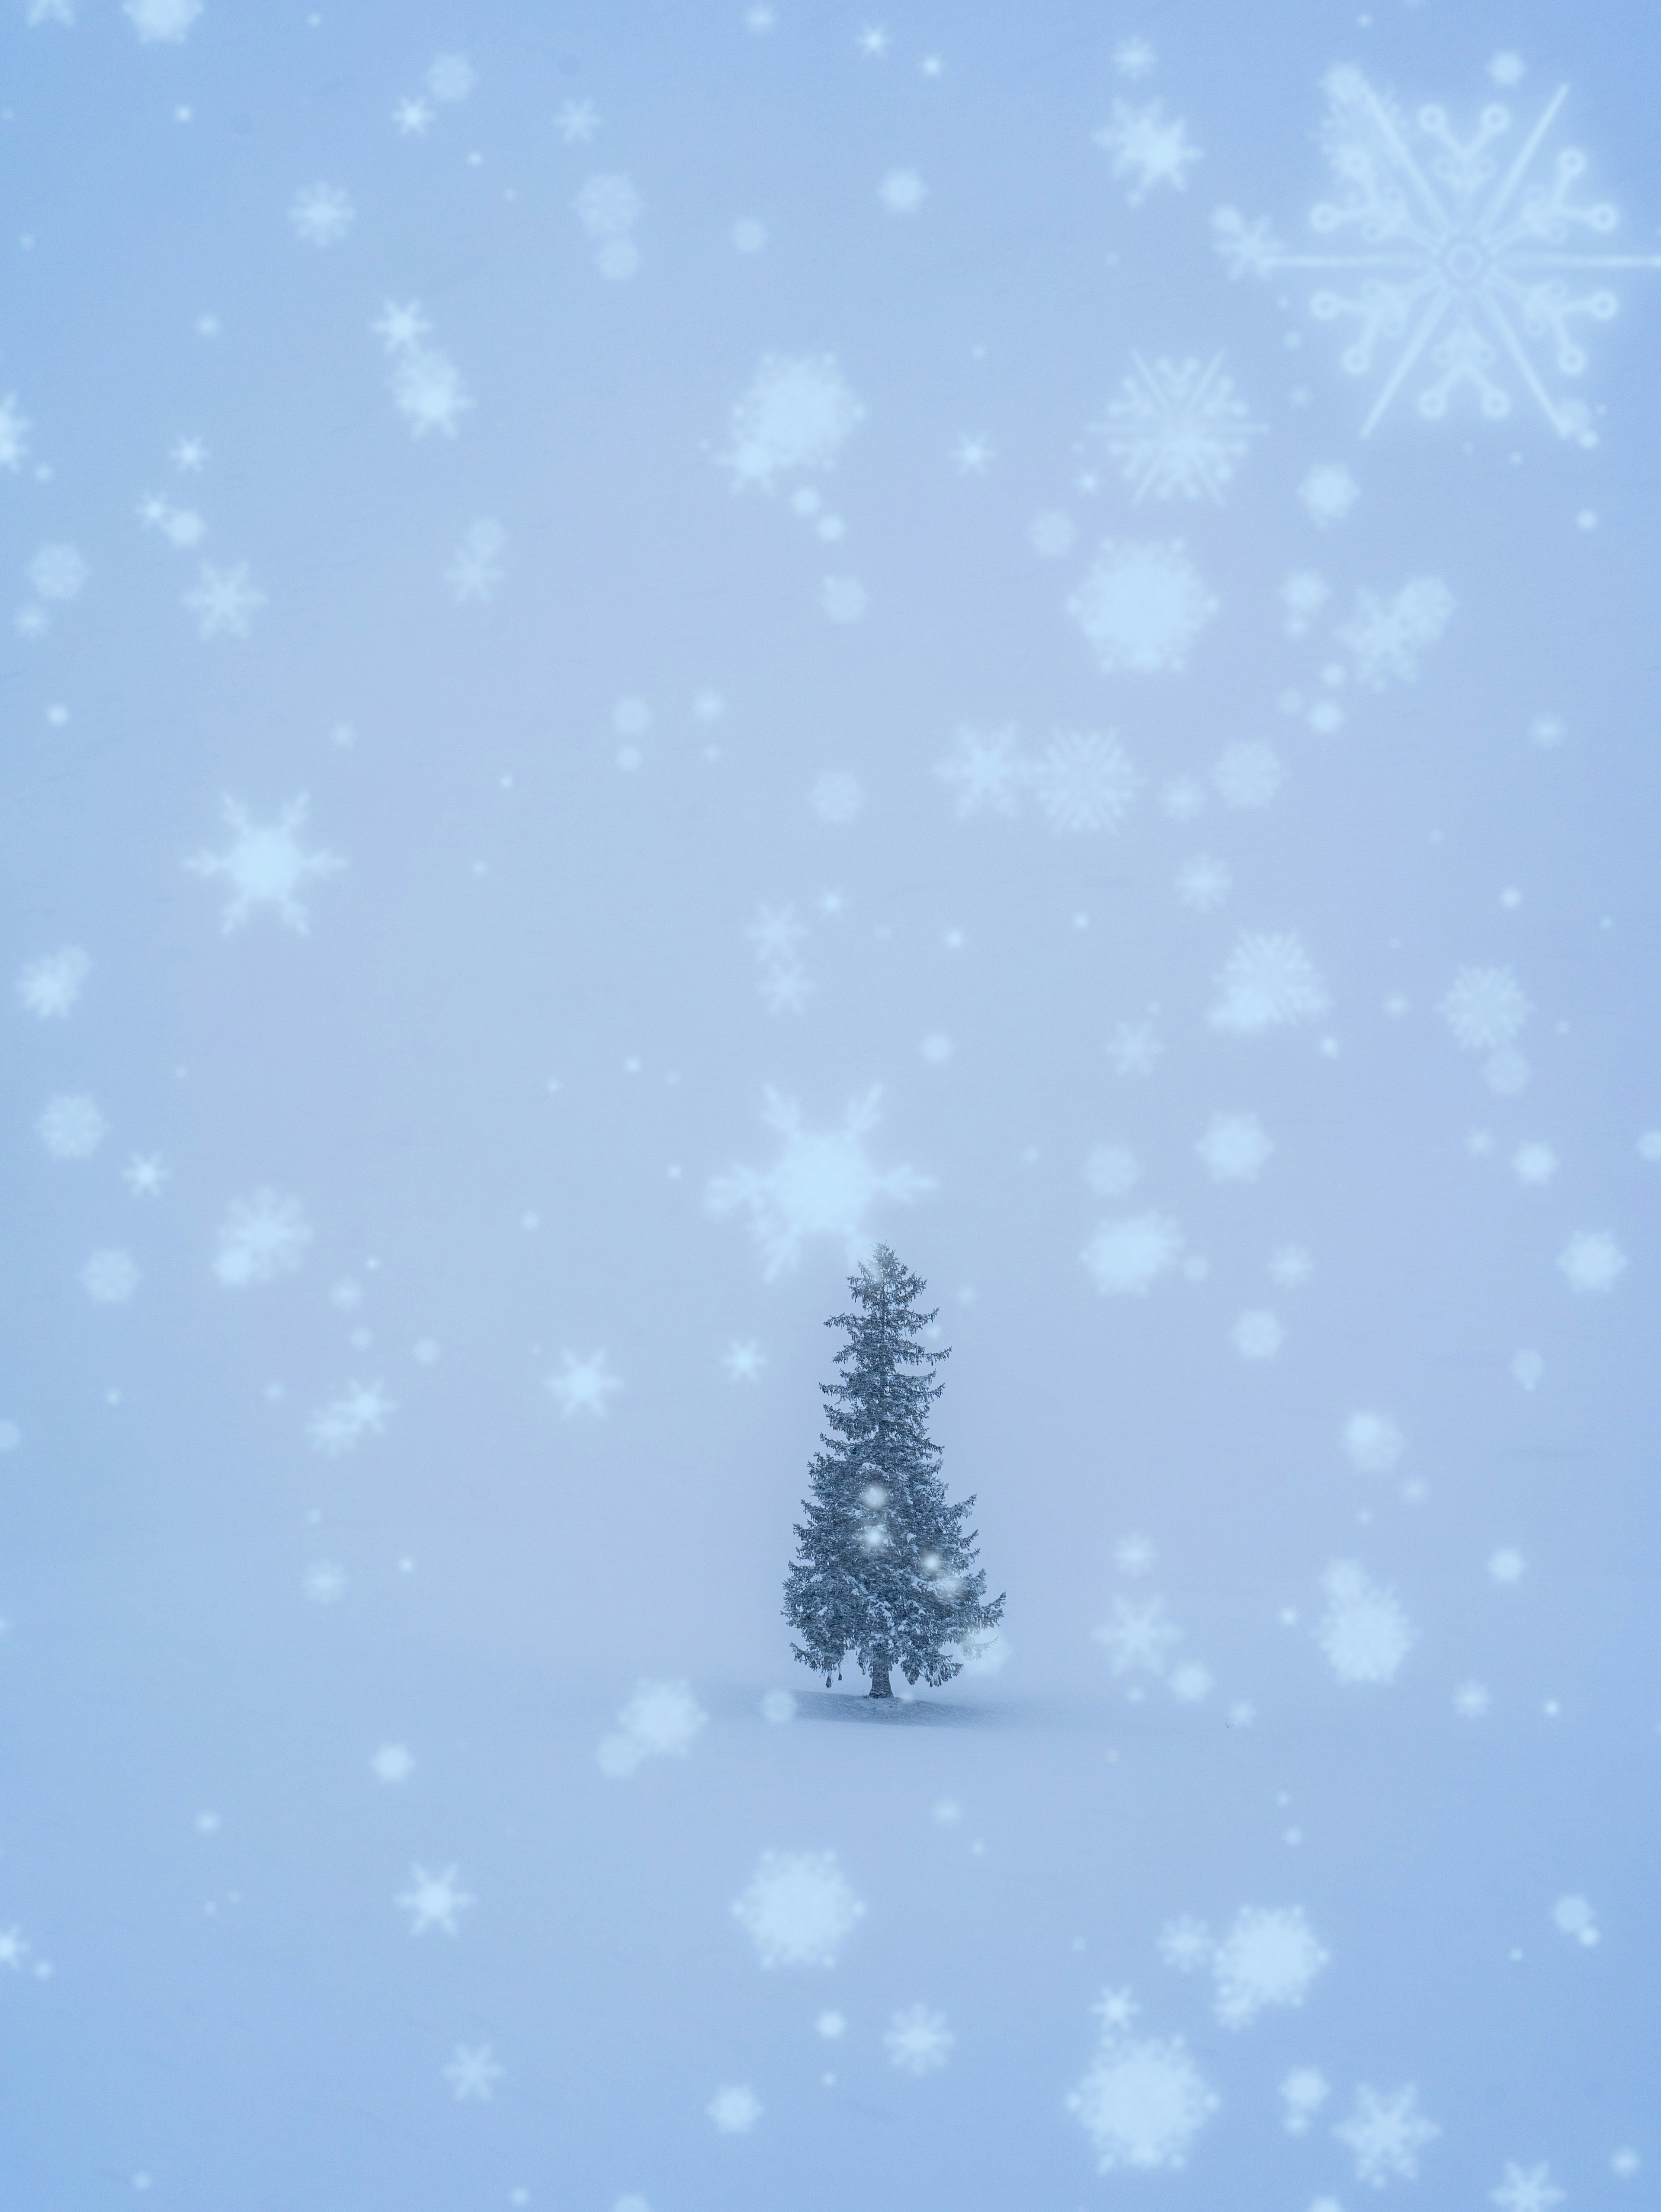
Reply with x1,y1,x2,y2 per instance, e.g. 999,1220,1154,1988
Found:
784,1245,1005,1698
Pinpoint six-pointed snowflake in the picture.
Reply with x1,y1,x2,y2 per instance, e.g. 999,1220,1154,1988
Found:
188,797,345,933
1095,356,1263,501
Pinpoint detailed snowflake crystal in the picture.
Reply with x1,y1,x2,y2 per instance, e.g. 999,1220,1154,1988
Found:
732,1850,865,1968
721,355,864,490
183,563,266,639
1334,2083,1440,2187
290,183,355,245
547,1350,622,1417
1343,1412,1406,1473
1068,2016,1218,2172
1317,1562,1415,1684
1441,966,1530,1050
1558,1231,1626,1293
0,394,32,471
390,347,473,437
214,1190,313,1287
1083,1213,1183,1296
1094,1595,1181,1677
707,2084,762,2134
37,1094,107,1159
446,519,506,602
83,1249,140,1304
396,1864,475,1937
706,1087,932,1279
188,797,344,933
1094,101,1202,203
884,2004,953,2074
1215,69,1661,443
935,725,1026,818
443,2042,502,2100
1492,2163,1565,2212
1339,577,1454,687
1212,740,1284,808
124,0,201,39
1197,1114,1273,1183
1209,933,1330,1035
1210,1906,1330,2027
1069,541,1217,673
1095,356,1263,501
595,1680,707,1777
17,946,89,1019
1028,731,1138,832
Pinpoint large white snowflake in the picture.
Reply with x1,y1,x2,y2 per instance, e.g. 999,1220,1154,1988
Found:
732,1850,865,1968
1068,2014,1218,2173
1209,932,1330,1035
1068,541,1217,673
706,1087,932,1278
1317,1562,1415,1684
188,797,345,933
1215,69,1661,443
720,355,864,490
1334,2083,1440,2187
1210,1906,1330,2028
1095,356,1263,501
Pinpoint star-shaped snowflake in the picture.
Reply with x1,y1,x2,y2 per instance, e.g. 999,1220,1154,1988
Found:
187,797,345,933
183,562,266,639
396,1864,475,1936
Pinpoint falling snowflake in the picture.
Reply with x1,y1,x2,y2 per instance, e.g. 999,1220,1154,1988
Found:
83,1249,140,1304
37,1094,107,1159
302,1560,346,1603
188,798,345,933
1231,1309,1284,1360
575,173,642,240
426,52,475,102
1338,577,1454,687
1083,1214,1183,1296
447,519,506,602
723,1339,766,1381
1094,101,1202,204
1209,933,1330,1035
1084,1143,1140,1199
1028,731,1138,832
396,1864,475,1937
1558,1231,1626,1293
213,1190,313,1287
17,946,89,1019
1441,966,1530,1051
1299,463,1361,524
1343,1412,1406,1474
371,1744,414,1783
810,771,864,824
935,725,1026,818
124,0,201,39
1175,855,1231,911
1334,2083,1440,2188
884,2004,953,2074
1551,1893,1599,1945
1094,1595,1181,1677
732,1850,865,1968
1107,1019,1164,1076
708,2084,762,2134
309,1381,394,1455
706,1087,932,1279
389,346,473,438
879,169,927,214
0,394,32,471
444,2043,503,2100
1214,69,1661,443
290,183,355,246
1213,740,1284,809
1197,1114,1273,1183
720,356,865,490
1491,2164,1565,2212
183,563,266,639
1095,356,1263,501
1158,1915,1212,1972
595,1680,707,1777
1210,1906,1330,2028
547,1350,622,1417
27,544,88,601
555,98,600,144
1068,541,1217,673
1316,1562,1416,1684
1282,2067,1331,2133
1067,2012,1218,2172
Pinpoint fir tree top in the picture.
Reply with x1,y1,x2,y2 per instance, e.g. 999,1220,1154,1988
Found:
784,1245,1005,1697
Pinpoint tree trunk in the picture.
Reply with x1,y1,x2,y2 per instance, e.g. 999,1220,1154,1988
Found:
868,1653,893,1699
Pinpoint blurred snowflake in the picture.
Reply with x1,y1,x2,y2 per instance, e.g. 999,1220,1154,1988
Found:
425,53,475,102
309,1381,394,1455
732,1850,865,1968
1299,464,1360,524
1558,1231,1626,1293
1083,1214,1183,1296
1338,577,1454,687
188,798,344,934
596,1680,706,1777
1231,1309,1283,1360
444,2044,502,2101
124,0,200,39
1552,1894,1600,1946
1213,740,1283,808
1197,1114,1273,1183
879,169,927,214
1209,933,1330,1035
1441,966,1530,1051
1094,101,1201,203
1210,1906,1329,2027
396,1865,474,1937
389,346,473,438
82,1249,140,1304
1176,855,1231,911
1094,1595,1181,1677
1095,356,1262,501
1215,69,1661,443
17,946,89,1019
706,1087,931,1278
183,563,266,639
1068,2008,1218,2171
721,356,864,490
547,1350,622,1418
37,1094,106,1159
1069,541,1217,673
884,2004,953,2074
1334,2083,1440,2187
0,395,31,471
707,2084,761,2133
447,519,506,602
1084,1143,1140,1200
1343,1412,1406,1474
935,726,1026,818
1316,1562,1415,1684
290,184,354,246
1282,2066,1331,2133
1492,2165,1564,2212
1029,731,1138,832
214,1190,313,1287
